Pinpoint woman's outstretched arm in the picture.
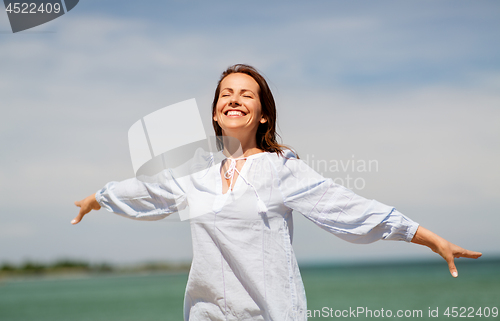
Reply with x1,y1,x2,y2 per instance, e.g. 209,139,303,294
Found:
72,193,101,224
411,226,482,278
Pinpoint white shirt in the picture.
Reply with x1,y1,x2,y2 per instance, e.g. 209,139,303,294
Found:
96,148,419,321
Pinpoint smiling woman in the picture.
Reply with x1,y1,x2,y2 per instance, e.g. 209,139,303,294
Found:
215,73,265,131
211,64,289,157
73,64,481,321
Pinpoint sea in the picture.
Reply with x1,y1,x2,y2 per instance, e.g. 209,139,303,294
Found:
1,259,498,320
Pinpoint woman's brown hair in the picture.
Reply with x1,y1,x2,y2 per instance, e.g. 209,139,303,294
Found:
211,64,295,157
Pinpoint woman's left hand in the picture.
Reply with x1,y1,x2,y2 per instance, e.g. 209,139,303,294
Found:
411,226,482,277
72,193,101,225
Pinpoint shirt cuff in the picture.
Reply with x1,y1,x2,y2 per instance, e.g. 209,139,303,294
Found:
95,188,105,206
406,221,420,243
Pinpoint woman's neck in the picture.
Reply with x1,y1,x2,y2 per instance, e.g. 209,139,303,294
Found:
221,135,264,158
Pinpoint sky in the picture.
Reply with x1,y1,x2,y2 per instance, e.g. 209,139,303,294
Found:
0,0,499,266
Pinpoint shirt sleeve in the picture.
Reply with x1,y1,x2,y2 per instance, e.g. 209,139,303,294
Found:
276,151,419,244
95,168,188,221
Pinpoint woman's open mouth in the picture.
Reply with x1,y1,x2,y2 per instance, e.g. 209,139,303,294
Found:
225,110,247,117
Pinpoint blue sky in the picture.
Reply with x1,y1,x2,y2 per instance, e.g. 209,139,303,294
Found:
0,0,499,265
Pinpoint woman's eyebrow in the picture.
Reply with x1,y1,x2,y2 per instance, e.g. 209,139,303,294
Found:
237,89,256,96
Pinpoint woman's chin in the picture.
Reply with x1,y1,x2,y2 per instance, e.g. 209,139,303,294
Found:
221,124,250,134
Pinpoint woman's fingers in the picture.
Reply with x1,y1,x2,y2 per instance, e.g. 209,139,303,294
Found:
72,201,88,224
443,244,482,278
456,248,482,259
439,244,458,278
72,194,100,225
447,259,458,278
71,208,85,225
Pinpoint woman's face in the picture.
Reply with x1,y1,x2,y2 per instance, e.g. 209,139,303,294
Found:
213,73,267,139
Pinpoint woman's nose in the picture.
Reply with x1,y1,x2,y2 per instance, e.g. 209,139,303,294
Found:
229,96,241,106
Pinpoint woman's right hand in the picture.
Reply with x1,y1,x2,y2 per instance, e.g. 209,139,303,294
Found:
72,193,101,224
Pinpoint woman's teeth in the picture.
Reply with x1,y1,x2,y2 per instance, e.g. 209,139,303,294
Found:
227,111,245,116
